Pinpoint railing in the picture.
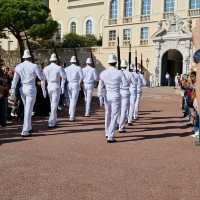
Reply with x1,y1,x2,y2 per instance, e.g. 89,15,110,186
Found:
140,15,150,22
140,40,148,46
163,12,174,19
123,17,132,24
108,19,117,25
108,41,116,47
188,9,200,16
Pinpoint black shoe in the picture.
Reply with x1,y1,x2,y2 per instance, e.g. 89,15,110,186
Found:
28,129,33,133
107,139,117,143
21,133,32,138
119,130,127,133
128,123,133,126
48,125,57,129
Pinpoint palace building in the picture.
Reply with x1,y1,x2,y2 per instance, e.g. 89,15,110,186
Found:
1,0,200,85
49,0,200,85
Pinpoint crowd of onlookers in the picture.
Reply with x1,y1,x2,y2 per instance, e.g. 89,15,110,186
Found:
177,71,199,138
0,65,14,127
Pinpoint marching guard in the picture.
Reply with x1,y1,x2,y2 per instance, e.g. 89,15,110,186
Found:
134,70,146,120
43,53,66,128
82,58,98,117
10,49,46,137
98,54,128,143
64,56,83,121
128,64,138,125
119,59,136,132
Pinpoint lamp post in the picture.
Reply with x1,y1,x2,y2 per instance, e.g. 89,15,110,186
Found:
146,58,150,70
185,57,190,75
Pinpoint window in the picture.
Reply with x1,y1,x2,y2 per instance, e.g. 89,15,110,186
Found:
124,0,132,17
123,29,131,41
190,0,200,9
141,0,151,16
109,30,116,41
70,22,76,33
140,27,149,45
164,0,175,13
86,20,92,35
110,0,118,19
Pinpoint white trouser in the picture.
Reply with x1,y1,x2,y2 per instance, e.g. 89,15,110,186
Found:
128,92,137,123
83,84,94,116
104,97,120,140
134,92,142,119
20,85,36,134
67,83,80,120
48,87,61,127
119,95,130,131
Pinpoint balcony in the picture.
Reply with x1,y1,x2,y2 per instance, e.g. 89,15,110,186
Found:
140,15,150,22
188,9,200,16
108,41,116,47
108,19,117,25
123,17,132,24
163,12,174,19
140,40,148,46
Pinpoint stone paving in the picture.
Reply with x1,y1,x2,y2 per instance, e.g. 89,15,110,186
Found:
0,87,200,200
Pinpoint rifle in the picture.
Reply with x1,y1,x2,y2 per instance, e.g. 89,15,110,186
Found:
135,50,138,72
90,49,95,68
140,53,143,73
52,41,61,65
73,47,80,66
24,32,35,62
128,42,131,71
117,36,121,70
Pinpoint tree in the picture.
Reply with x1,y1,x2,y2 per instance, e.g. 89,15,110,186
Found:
0,0,58,58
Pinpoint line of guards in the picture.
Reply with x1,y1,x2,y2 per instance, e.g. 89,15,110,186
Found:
9,50,146,143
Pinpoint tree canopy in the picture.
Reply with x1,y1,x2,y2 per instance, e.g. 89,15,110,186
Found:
0,0,58,57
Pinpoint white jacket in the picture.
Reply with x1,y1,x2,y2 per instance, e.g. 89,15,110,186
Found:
43,63,66,91
98,66,128,100
64,64,83,89
11,60,45,96
82,65,98,85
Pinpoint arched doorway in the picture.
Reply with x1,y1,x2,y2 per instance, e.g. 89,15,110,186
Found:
161,49,183,86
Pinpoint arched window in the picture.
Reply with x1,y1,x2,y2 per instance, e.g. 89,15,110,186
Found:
110,0,118,19
141,0,151,16
164,0,175,13
86,19,92,35
124,0,132,17
190,0,200,9
70,22,76,33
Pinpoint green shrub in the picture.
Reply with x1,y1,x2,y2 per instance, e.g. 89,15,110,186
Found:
62,33,101,48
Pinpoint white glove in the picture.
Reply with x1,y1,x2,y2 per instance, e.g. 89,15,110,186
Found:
61,87,65,95
42,90,47,98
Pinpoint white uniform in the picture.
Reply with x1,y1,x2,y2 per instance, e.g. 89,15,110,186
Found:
98,67,127,140
82,65,98,116
134,73,146,120
65,64,83,121
128,71,139,124
119,69,136,131
11,60,45,135
43,63,66,127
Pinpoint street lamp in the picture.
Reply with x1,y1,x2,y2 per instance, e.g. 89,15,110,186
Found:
146,58,150,70
185,57,190,75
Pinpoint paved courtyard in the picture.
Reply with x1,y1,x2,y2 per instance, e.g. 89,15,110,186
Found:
0,87,200,200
